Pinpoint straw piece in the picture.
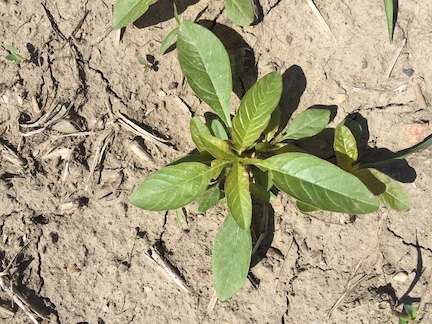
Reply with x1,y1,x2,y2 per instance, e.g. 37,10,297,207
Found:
386,38,406,79
306,0,336,41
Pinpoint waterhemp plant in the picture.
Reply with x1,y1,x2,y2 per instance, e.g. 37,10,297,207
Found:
112,0,255,29
129,19,432,300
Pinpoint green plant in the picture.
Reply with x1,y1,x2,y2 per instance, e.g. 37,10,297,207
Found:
111,0,255,29
398,304,420,324
384,0,396,42
130,20,432,300
4,44,28,67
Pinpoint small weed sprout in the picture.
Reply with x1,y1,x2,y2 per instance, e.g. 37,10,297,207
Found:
4,44,28,67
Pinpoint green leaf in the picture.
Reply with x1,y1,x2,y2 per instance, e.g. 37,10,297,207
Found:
343,119,362,144
250,182,276,202
256,153,380,214
360,135,432,169
136,54,146,65
160,27,179,55
130,162,212,210
169,151,214,166
384,0,394,42
225,0,255,26
190,117,212,152
232,72,282,154
112,0,158,29
403,305,418,320
178,21,232,128
198,183,223,212
352,168,410,211
296,200,319,212
210,159,230,179
225,162,252,229
207,118,229,140
281,108,331,141
213,213,252,301
200,133,237,160
251,168,273,191
334,123,358,171
263,106,281,142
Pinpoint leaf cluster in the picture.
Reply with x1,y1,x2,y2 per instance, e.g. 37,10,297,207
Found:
128,19,432,300
112,0,255,29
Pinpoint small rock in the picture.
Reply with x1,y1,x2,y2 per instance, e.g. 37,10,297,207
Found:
393,271,408,282
115,202,127,214
118,261,130,272
402,68,414,77
336,93,347,104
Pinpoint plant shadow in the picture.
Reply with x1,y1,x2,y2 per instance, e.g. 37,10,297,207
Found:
375,233,422,316
133,0,199,28
279,65,307,129
346,112,417,183
250,201,275,269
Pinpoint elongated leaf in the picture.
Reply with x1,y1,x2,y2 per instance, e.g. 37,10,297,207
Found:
251,168,273,191
190,117,212,152
200,133,237,160
352,168,410,211
198,183,223,212
296,200,319,212
210,159,230,179
250,182,276,202
169,151,214,166
130,162,212,210
213,213,251,301
207,118,229,140
112,0,158,29
334,124,358,171
360,135,432,169
343,119,362,144
226,0,255,26
178,21,232,128
225,162,252,229
160,27,178,55
232,72,282,154
256,153,380,214
263,106,281,142
281,108,331,141
384,0,394,42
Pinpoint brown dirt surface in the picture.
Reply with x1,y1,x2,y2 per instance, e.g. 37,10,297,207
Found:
0,1,431,323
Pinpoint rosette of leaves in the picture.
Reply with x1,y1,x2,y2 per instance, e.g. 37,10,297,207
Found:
111,0,255,29
131,20,432,300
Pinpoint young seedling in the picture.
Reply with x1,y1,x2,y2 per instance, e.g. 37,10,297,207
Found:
4,44,28,67
398,304,420,324
111,0,255,30
136,53,158,73
131,20,432,301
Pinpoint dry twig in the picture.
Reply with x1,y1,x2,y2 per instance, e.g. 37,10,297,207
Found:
0,245,49,323
141,236,192,295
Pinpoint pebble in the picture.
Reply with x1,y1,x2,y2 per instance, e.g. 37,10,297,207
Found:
118,261,130,272
393,271,408,282
402,68,414,77
115,202,127,214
